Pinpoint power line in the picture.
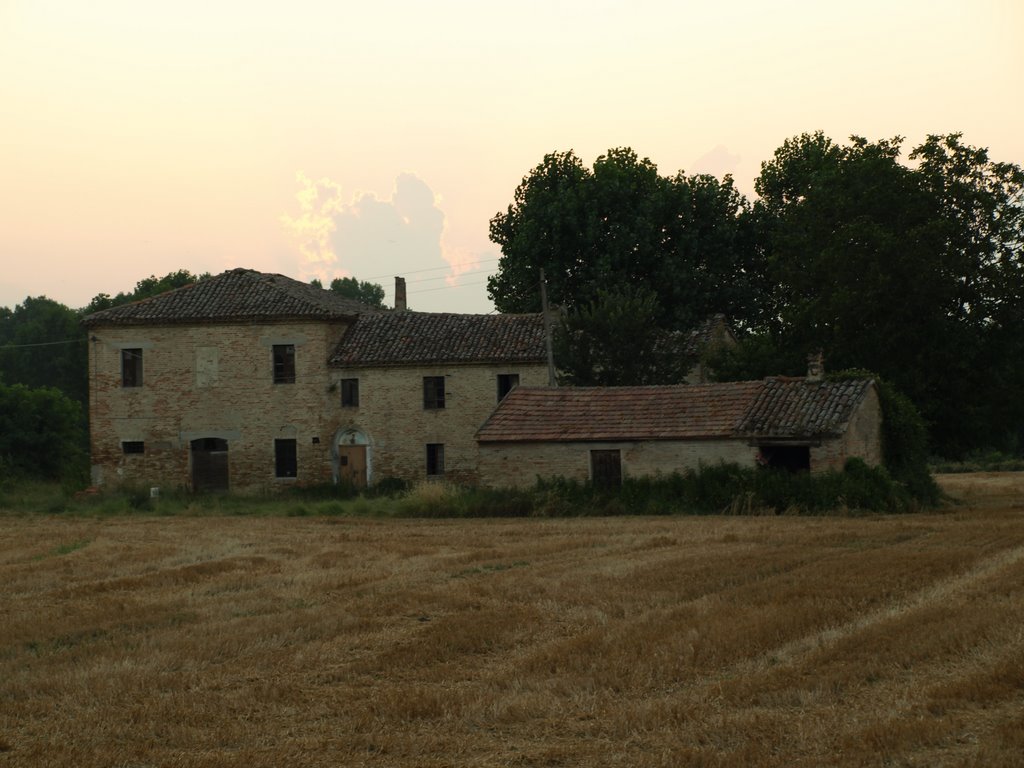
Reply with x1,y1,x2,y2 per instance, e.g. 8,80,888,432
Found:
363,256,501,281
412,280,491,294
1,337,87,350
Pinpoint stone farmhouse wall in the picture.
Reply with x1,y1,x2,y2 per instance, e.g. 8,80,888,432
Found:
810,384,883,472
88,320,350,493
327,363,549,486
477,439,759,488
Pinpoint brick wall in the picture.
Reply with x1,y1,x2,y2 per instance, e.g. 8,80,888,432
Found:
325,363,549,486
477,439,758,488
811,383,883,472
88,320,350,492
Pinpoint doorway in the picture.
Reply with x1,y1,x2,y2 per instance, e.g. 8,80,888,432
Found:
191,437,229,492
338,444,367,489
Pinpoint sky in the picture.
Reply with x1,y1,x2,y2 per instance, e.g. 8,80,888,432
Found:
2,0,1022,314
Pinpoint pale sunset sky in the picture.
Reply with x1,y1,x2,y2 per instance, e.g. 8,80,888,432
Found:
2,0,1021,313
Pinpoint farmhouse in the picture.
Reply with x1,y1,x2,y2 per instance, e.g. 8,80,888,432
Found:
475,376,882,488
82,268,548,492
83,267,881,493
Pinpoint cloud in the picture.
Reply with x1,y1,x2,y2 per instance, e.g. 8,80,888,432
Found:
281,172,482,303
279,173,345,269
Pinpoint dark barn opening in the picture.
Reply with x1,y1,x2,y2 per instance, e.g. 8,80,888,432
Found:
191,437,229,492
759,445,811,472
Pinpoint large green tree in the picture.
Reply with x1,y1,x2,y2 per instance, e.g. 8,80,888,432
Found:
0,382,87,482
487,148,762,334
0,296,88,406
737,132,1024,456
553,286,690,386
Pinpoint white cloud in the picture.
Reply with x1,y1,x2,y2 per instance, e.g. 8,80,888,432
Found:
281,171,485,308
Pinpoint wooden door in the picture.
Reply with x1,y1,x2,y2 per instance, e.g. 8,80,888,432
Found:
338,445,367,489
191,438,229,492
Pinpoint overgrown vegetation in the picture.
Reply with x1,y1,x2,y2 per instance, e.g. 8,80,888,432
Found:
2,457,930,518
0,383,88,490
931,450,1024,474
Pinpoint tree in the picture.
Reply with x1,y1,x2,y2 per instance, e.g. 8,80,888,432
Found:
488,148,762,334
83,269,210,315
328,277,386,308
746,132,1024,456
0,296,88,406
553,286,689,386
0,382,87,483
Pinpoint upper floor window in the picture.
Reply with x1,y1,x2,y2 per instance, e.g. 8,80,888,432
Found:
340,378,359,407
497,373,520,401
122,441,145,454
423,376,445,409
121,348,143,387
273,344,295,384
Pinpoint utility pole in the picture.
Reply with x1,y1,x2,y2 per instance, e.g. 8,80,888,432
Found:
540,268,557,387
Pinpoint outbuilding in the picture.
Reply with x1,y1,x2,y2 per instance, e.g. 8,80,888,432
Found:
475,377,882,488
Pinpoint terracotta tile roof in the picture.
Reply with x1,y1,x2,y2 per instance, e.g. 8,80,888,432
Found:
476,378,874,443
82,269,375,327
329,311,547,366
476,382,763,442
737,377,874,439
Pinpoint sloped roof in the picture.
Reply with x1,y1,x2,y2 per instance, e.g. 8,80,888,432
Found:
476,378,874,443
82,269,375,327
329,311,547,366
736,377,874,439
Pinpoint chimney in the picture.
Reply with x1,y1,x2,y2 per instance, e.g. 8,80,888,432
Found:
806,350,824,382
394,276,407,311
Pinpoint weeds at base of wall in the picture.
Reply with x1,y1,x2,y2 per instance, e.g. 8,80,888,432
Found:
1,460,929,518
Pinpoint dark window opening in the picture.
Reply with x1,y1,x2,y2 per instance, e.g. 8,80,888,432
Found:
758,445,811,472
497,373,520,401
340,378,359,407
591,450,622,488
426,443,445,476
122,441,145,454
121,348,143,387
275,439,298,478
423,376,446,409
273,344,296,384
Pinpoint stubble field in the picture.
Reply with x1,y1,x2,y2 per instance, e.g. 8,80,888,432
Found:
2,474,1024,767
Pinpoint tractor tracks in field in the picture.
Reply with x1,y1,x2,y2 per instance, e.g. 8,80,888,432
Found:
703,539,1024,693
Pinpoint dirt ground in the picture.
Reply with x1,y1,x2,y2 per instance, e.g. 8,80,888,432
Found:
1,475,1023,767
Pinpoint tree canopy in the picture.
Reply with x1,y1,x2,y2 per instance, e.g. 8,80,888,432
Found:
490,135,1024,457
83,269,210,315
744,132,1024,456
487,148,761,334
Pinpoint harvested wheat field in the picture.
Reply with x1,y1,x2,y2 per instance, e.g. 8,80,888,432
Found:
2,477,1024,767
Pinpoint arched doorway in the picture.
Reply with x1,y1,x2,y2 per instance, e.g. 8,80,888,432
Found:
191,437,229,492
334,429,370,489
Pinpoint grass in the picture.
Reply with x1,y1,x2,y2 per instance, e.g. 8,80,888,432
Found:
0,473,1021,765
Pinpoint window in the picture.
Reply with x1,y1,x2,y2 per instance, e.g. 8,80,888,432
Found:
497,373,520,401
590,450,622,488
275,439,297,478
273,344,296,384
121,348,143,387
426,443,445,476
340,378,359,407
423,376,446,409
122,441,145,454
